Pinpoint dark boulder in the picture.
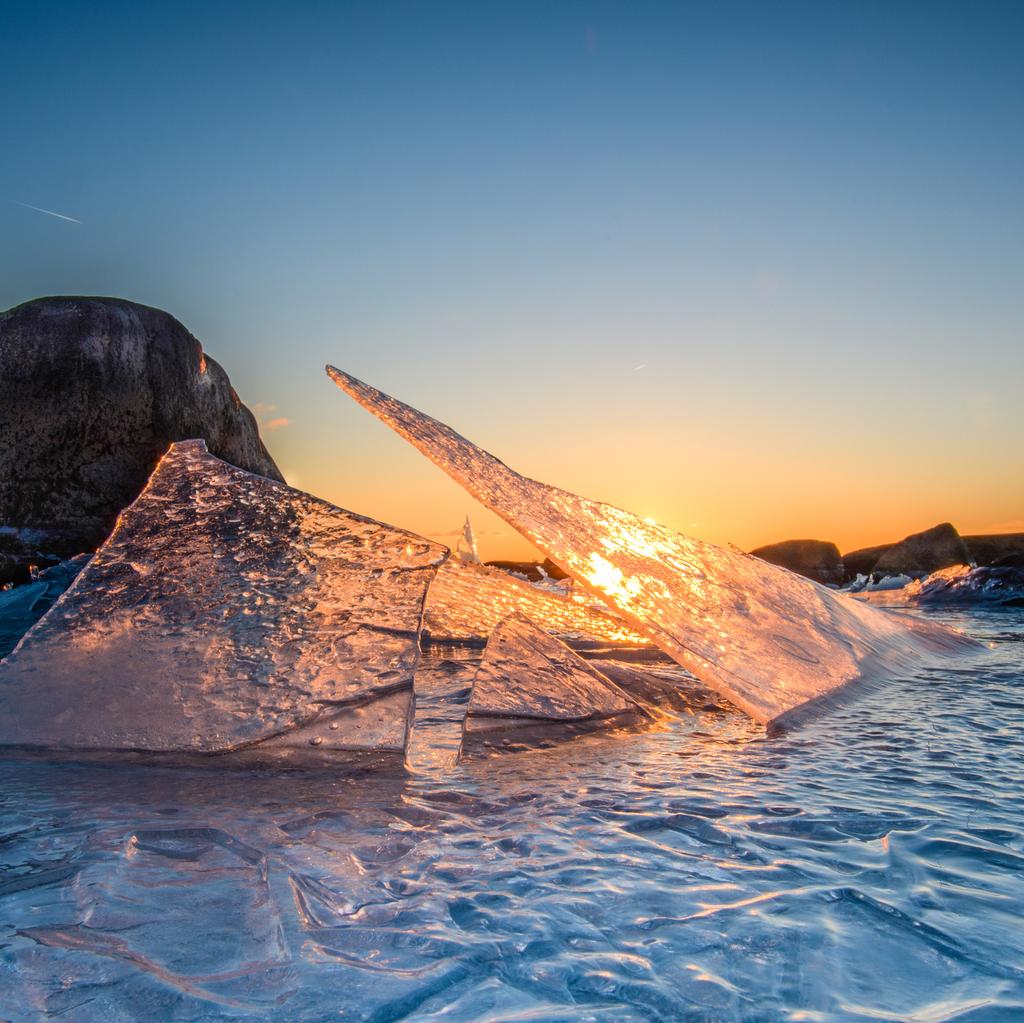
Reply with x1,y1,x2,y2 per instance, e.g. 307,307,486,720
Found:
872,522,972,579
748,539,844,585
0,297,283,581
841,543,893,582
963,533,1024,567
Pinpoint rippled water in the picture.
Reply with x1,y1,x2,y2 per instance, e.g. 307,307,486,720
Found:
2,607,1022,1022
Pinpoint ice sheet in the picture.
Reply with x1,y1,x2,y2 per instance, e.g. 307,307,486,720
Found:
424,558,646,646
467,614,638,724
0,439,446,758
327,367,979,727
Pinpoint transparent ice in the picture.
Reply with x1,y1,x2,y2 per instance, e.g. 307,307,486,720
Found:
0,440,447,760
856,564,1024,608
908,564,1024,606
328,367,980,727
465,613,638,728
423,558,645,646
1,606,1022,1022
454,515,480,564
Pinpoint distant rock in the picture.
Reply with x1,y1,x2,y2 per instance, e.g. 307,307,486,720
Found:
963,533,1024,568
0,296,283,582
872,522,972,579
484,558,569,582
841,543,894,582
748,539,844,585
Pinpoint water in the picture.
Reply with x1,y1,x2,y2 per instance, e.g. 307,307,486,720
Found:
1,607,1022,1022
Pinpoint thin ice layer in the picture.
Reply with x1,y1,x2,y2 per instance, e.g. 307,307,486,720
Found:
466,614,638,725
0,440,446,755
424,559,646,646
327,367,978,727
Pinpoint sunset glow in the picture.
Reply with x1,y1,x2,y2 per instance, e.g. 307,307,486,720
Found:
2,4,1019,562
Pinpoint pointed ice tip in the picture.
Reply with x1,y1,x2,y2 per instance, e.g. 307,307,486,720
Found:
326,365,370,397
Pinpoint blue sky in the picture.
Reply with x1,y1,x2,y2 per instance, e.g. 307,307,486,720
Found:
3,1,1022,557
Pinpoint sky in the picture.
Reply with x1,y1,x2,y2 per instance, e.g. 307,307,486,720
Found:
2,1,1022,560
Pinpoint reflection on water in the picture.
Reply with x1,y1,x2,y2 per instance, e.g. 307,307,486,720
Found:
1,608,1023,1022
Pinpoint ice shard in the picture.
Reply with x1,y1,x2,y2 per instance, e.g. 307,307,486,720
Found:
327,367,979,729
424,558,646,646
0,440,447,764
455,515,481,564
461,614,644,751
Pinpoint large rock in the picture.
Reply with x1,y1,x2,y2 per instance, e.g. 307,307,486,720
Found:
872,522,972,578
963,533,1024,568
0,297,283,581
749,539,844,585
484,557,569,582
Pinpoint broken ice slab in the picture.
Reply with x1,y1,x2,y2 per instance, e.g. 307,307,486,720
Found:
460,614,646,754
424,558,647,647
327,367,982,730
224,688,415,768
0,439,447,765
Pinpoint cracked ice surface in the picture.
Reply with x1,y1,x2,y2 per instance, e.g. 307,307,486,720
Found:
0,440,446,757
328,367,979,727
424,559,646,646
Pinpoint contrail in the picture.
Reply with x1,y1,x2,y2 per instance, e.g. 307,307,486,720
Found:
8,199,82,224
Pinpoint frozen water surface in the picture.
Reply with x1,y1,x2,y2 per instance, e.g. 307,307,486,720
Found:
326,368,982,728
1,606,1022,1021
0,440,446,761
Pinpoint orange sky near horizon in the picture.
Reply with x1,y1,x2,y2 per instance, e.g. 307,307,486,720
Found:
262,369,1024,563
4,2,1021,559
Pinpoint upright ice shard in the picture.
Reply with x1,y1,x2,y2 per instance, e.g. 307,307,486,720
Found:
327,367,979,729
455,515,481,563
0,440,447,764
461,614,644,752
424,558,646,646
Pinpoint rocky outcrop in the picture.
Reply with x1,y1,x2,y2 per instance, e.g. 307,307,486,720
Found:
0,297,283,582
841,543,893,582
963,533,1024,568
749,539,844,585
872,522,972,579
